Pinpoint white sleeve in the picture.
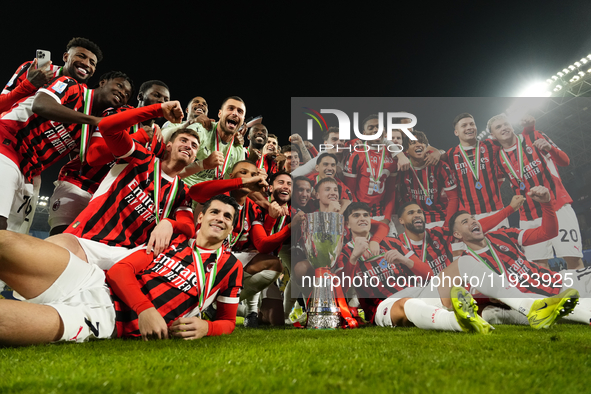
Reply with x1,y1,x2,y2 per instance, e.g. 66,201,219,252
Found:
292,155,318,177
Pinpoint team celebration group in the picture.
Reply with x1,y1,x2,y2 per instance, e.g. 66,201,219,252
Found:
0,37,589,347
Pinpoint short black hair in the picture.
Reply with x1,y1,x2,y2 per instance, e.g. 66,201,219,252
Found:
202,194,241,227
138,80,169,96
231,159,257,172
221,96,245,108
316,152,338,165
449,210,471,233
294,176,313,188
95,71,135,98
343,202,371,222
361,114,379,131
402,130,429,151
269,171,291,186
323,126,339,143
397,201,421,218
66,37,103,62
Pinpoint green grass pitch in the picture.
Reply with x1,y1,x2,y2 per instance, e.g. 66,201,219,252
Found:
1,324,590,394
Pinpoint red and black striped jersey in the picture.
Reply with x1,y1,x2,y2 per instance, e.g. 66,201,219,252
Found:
446,140,505,215
111,235,243,338
0,76,85,181
334,236,422,300
230,197,265,251
261,203,292,255
495,132,571,221
343,148,398,217
397,226,454,276
2,60,65,95
460,228,563,296
400,161,457,223
246,149,279,177
65,142,192,248
57,106,158,194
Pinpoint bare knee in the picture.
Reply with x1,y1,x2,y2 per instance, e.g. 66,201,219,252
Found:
390,298,412,327
45,234,87,262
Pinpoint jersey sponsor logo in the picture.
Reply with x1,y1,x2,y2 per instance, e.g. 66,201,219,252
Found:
151,252,198,292
45,121,77,154
124,179,157,223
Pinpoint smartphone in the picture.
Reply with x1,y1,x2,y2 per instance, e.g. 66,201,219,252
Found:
36,49,51,69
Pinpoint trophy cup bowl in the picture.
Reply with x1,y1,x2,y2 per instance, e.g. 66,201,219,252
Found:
301,212,344,329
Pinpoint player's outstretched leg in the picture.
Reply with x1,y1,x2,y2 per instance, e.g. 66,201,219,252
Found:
451,286,493,335
527,288,579,329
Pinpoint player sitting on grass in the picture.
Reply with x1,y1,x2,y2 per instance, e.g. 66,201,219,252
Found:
0,194,241,346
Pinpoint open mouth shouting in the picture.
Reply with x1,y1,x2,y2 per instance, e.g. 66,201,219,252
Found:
226,116,240,132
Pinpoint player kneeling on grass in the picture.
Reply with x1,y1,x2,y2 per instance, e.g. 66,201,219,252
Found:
0,195,242,346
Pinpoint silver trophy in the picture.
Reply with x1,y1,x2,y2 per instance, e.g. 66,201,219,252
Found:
302,212,344,329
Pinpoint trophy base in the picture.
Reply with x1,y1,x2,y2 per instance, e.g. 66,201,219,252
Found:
306,312,340,330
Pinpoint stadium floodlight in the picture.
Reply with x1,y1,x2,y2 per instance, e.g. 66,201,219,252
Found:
569,65,576,71
575,62,582,67
517,81,551,97
557,72,564,77
551,75,559,81
587,54,591,59
554,84,563,91
582,58,588,64
562,68,570,74
579,71,585,77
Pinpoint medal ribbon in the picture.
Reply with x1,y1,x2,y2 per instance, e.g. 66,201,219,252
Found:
192,243,222,312
458,142,481,182
409,162,431,202
465,238,504,275
215,132,235,179
402,233,427,263
78,88,94,164
499,136,525,185
228,206,246,247
364,147,385,190
153,158,179,224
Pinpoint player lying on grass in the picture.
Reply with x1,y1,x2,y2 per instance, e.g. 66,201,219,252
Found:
449,185,591,325
336,198,578,332
0,194,241,346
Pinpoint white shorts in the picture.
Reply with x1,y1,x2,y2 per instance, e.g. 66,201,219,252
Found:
561,267,591,297
234,251,258,268
24,252,115,343
0,155,37,233
77,237,147,270
48,180,92,229
374,286,442,327
520,204,583,260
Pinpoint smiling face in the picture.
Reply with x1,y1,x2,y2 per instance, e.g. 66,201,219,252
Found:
264,137,278,155
454,116,478,144
218,99,245,135
346,208,371,237
399,203,426,234
489,117,516,145
198,200,236,243
316,181,339,206
452,212,484,244
62,46,98,83
294,179,312,207
406,139,427,161
98,77,132,108
391,130,404,146
270,174,292,204
285,150,299,172
315,156,337,179
187,96,208,119
167,132,199,166
248,124,268,149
